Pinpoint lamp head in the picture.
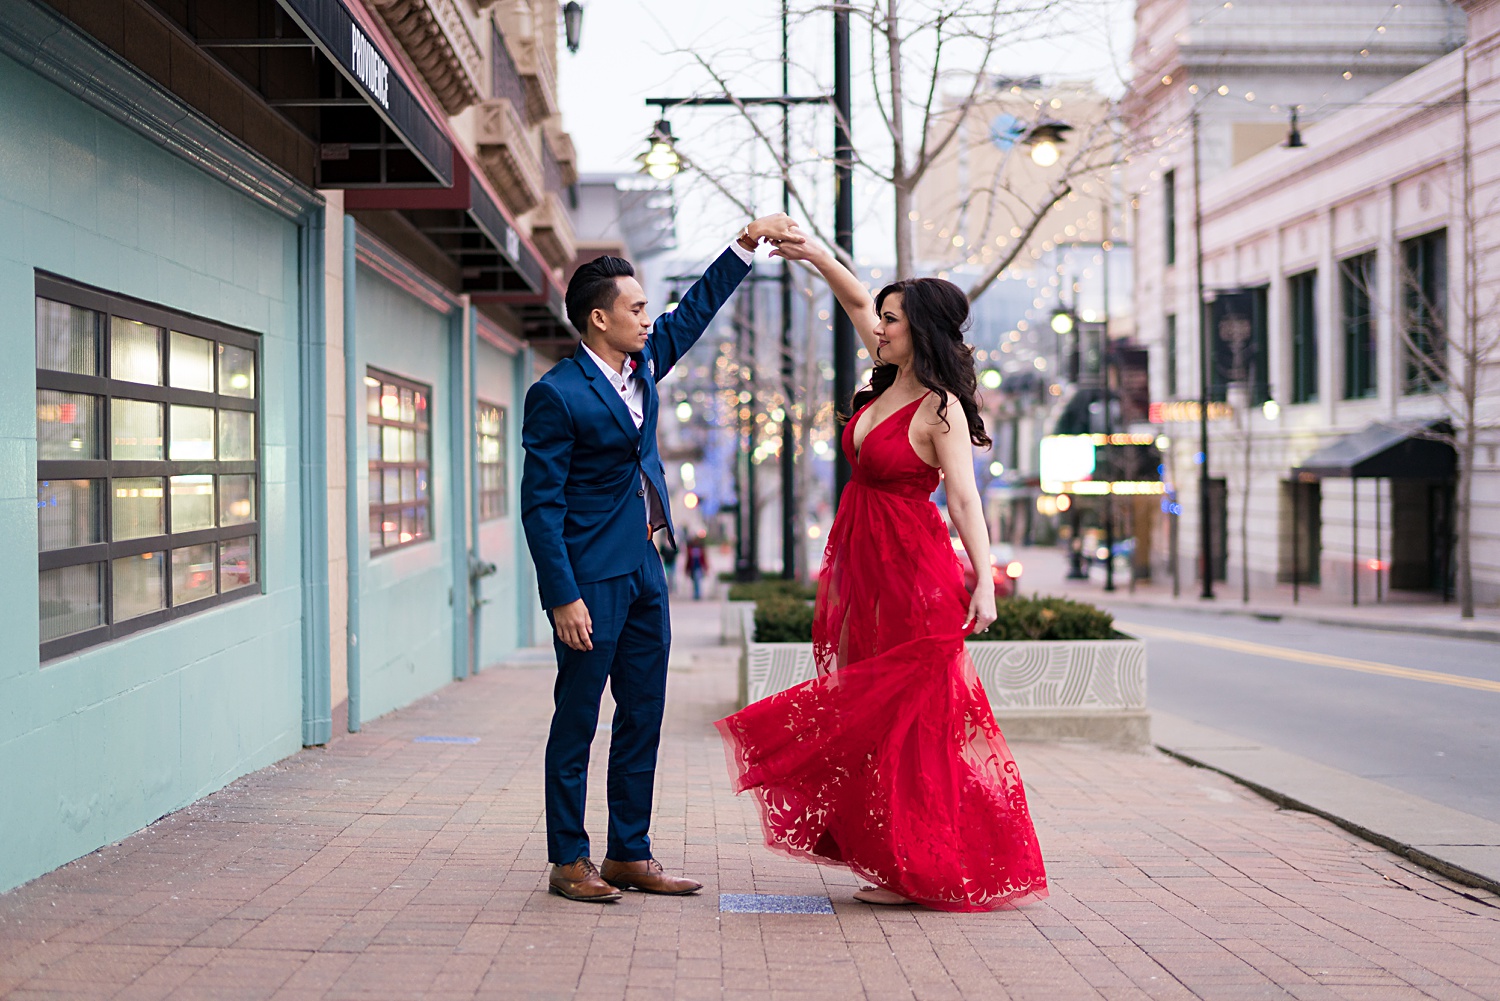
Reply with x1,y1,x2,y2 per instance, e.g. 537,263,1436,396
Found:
636,119,681,180
563,2,583,54
1050,310,1075,335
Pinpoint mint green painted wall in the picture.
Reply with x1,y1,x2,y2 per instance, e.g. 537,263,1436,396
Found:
473,340,523,667
354,265,457,720
0,55,305,893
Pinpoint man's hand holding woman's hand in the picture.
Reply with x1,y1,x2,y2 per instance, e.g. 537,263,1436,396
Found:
553,598,593,651
741,213,806,253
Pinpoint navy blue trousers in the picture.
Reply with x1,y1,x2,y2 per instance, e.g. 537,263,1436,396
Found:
544,554,670,865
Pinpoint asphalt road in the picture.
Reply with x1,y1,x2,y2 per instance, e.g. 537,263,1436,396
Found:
1101,604,1500,825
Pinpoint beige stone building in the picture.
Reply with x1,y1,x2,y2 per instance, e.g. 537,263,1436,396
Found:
1126,0,1500,607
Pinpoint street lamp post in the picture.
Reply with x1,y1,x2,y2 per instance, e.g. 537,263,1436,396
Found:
832,5,855,506
1192,109,1215,600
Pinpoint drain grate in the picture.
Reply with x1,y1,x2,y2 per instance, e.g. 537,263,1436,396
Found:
718,893,834,914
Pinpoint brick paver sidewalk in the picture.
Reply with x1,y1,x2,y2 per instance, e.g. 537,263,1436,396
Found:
2,604,1498,1000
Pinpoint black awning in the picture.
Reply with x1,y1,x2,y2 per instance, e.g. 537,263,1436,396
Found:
1292,421,1455,479
169,0,452,188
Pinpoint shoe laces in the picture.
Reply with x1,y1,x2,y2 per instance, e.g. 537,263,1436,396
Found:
573,858,601,878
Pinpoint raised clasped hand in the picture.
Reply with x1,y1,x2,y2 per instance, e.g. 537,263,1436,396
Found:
751,212,805,249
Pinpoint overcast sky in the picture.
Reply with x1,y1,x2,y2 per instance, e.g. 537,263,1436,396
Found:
556,0,1136,262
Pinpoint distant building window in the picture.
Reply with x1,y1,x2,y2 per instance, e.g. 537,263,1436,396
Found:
477,401,508,520
366,369,432,552
1401,229,1447,394
35,276,261,661
1163,170,1177,266
1340,253,1377,399
1288,270,1318,404
1164,314,1178,396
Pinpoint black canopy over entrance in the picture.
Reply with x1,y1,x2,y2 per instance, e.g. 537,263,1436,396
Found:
1291,421,1455,605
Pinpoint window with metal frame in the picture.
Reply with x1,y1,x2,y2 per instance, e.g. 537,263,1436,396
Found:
1288,269,1319,404
35,276,261,662
366,368,433,552
1164,314,1178,397
1340,253,1377,400
1164,170,1177,266
476,401,508,521
1401,229,1447,395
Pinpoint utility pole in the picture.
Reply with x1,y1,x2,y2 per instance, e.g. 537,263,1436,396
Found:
1102,190,1115,592
780,0,796,579
832,4,855,504
1192,109,1215,599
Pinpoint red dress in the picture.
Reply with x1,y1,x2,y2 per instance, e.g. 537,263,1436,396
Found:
715,395,1048,912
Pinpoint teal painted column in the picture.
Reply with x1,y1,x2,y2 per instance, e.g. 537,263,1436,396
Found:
514,346,536,648
299,209,333,746
467,308,484,672
343,217,362,732
448,308,472,680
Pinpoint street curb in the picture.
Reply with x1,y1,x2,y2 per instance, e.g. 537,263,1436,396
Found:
1097,595,1500,644
1152,711,1500,899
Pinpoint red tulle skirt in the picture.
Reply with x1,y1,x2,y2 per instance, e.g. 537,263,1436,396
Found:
716,400,1048,911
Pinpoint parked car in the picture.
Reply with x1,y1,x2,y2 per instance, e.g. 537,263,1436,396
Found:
954,541,1023,599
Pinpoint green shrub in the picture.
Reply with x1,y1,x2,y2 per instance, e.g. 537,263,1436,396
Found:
752,594,816,643
970,594,1118,642
727,577,817,602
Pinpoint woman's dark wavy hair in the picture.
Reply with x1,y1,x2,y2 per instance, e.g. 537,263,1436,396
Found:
850,277,991,447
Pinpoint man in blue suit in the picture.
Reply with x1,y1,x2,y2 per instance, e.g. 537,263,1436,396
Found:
522,213,803,902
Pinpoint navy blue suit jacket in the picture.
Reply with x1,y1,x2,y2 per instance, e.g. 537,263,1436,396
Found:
521,248,751,610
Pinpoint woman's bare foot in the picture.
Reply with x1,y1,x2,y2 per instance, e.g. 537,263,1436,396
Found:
853,885,914,905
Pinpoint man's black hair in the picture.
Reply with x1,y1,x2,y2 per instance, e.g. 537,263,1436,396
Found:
565,256,636,336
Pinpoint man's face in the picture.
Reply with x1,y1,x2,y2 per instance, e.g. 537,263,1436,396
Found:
590,276,651,355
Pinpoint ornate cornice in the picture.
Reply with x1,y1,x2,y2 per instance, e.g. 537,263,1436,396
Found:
369,0,483,116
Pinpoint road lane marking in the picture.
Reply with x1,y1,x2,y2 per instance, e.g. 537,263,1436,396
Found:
1116,620,1500,694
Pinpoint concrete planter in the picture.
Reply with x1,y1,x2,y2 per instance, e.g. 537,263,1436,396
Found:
737,605,1149,747
721,600,755,644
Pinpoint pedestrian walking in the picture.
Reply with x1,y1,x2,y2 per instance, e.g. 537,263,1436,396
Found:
684,533,709,601
658,535,677,594
521,213,804,903
715,242,1048,912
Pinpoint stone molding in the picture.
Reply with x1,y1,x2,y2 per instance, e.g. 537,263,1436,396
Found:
473,96,543,215
369,0,483,116
529,191,577,271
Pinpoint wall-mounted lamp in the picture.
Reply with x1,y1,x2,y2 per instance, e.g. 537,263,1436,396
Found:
562,2,583,54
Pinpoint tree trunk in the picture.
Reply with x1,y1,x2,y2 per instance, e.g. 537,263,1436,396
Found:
894,180,915,279
885,1,909,279
1457,415,1475,618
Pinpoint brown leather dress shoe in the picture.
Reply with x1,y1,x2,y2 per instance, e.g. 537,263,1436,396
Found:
548,858,622,902
599,857,703,895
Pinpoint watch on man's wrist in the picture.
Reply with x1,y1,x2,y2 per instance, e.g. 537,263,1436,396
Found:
737,224,758,251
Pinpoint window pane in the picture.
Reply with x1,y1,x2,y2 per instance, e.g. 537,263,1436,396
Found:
37,390,99,460
219,474,256,526
36,299,100,375
218,410,255,461
218,343,255,398
113,551,166,621
382,468,399,505
399,387,415,424
365,375,381,417
480,434,501,464
369,510,382,546
38,479,103,551
170,405,216,460
112,477,165,540
170,475,215,532
169,332,215,391
400,428,415,463
368,470,381,506
414,391,427,424
381,383,400,420
172,544,216,605
401,507,417,544
382,426,400,464
110,317,162,385
416,468,428,502
415,506,429,540
400,468,415,503
383,513,401,549
368,424,382,461
111,399,164,460
219,538,257,592
415,429,427,462
40,562,104,642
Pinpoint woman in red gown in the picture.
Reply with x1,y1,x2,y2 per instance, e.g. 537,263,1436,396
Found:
715,244,1047,912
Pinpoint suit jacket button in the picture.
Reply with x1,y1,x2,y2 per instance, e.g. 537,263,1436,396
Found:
637,488,646,497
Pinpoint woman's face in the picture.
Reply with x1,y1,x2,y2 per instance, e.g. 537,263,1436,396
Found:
874,292,913,367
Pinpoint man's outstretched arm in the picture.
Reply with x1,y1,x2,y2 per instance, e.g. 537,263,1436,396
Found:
649,213,804,380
